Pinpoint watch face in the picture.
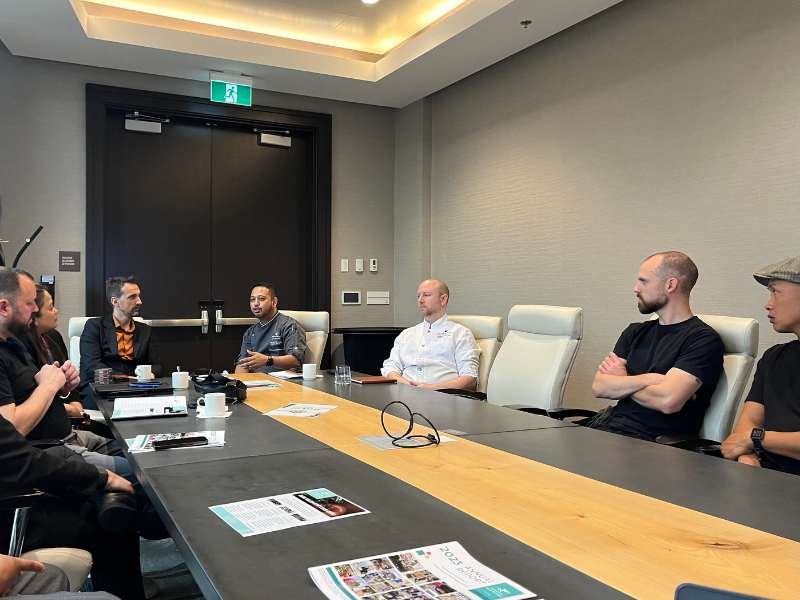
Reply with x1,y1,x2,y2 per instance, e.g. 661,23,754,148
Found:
751,428,765,441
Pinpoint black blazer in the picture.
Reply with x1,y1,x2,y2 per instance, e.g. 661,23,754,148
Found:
78,315,161,387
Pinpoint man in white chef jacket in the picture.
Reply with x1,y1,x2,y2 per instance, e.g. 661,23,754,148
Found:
381,279,480,390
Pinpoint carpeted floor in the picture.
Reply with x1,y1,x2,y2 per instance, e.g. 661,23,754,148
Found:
140,538,203,600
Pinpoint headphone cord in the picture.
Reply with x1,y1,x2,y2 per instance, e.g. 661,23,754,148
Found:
380,400,441,448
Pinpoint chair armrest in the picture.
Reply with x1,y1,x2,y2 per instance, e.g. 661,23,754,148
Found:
547,408,597,421
435,388,487,401
29,439,66,450
70,413,93,430
0,489,51,511
505,406,549,417
655,435,723,456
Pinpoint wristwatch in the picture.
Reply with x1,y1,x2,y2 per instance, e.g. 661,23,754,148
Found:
266,355,274,367
751,427,766,457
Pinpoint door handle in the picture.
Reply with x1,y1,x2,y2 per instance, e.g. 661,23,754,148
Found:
214,300,225,333
200,308,209,335
221,317,258,326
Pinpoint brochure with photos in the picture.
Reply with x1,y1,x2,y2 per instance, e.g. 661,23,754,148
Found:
309,541,535,600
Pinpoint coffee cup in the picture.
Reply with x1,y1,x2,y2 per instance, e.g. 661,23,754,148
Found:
172,371,190,389
134,365,153,381
302,363,317,380
198,393,226,417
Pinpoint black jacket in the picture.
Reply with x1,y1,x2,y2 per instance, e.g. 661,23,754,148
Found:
0,415,107,496
78,315,161,388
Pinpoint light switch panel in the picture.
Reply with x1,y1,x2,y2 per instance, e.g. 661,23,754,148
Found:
354,258,364,272
340,258,349,272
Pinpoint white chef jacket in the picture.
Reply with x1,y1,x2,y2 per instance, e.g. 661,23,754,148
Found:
380,314,480,385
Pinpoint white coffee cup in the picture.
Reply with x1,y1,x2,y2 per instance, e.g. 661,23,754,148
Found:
134,364,153,380
172,371,190,389
199,393,226,417
302,363,317,380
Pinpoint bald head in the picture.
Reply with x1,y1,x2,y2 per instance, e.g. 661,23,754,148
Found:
417,279,450,322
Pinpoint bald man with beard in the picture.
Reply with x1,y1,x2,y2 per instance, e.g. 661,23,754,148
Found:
381,279,479,390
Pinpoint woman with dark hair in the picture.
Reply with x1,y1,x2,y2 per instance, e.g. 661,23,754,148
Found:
24,286,84,417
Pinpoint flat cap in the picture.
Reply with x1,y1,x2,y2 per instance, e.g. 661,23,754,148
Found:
753,255,800,286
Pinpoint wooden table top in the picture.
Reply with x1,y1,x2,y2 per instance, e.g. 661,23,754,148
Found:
242,373,800,600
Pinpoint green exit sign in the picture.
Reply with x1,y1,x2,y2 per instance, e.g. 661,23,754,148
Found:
210,79,252,107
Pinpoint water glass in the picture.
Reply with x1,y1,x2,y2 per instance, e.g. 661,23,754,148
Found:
335,365,351,385
94,368,112,384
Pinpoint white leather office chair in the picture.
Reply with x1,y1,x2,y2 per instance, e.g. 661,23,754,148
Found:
280,310,329,369
695,314,758,442
448,315,502,393
486,305,583,410
67,316,94,369
21,548,93,592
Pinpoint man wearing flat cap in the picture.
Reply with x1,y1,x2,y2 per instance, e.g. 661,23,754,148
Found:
722,256,800,475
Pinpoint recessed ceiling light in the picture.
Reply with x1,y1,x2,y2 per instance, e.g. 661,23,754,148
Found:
362,0,380,5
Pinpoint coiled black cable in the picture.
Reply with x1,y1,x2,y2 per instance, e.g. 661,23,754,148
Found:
380,400,441,448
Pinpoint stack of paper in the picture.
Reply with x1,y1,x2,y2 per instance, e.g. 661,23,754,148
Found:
111,396,187,420
126,431,225,453
266,403,337,418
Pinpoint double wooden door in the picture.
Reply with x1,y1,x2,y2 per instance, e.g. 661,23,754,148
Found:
86,85,331,372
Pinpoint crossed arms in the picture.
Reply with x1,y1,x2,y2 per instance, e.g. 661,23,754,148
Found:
591,352,702,415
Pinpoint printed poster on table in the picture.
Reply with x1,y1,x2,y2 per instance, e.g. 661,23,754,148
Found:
309,541,535,600
210,488,368,537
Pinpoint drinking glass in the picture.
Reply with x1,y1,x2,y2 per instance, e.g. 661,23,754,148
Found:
335,365,351,385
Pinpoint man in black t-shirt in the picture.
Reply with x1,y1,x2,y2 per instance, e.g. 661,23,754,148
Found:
722,256,800,475
589,251,723,441
0,269,129,475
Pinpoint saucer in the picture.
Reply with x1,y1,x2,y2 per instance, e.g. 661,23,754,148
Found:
196,409,232,419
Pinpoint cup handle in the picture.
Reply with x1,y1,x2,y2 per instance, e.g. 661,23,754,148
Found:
197,396,205,406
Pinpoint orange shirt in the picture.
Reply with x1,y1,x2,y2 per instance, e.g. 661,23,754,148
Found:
113,316,135,361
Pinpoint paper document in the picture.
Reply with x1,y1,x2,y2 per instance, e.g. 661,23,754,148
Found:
266,403,337,418
359,434,456,450
125,431,225,453
111,396,187,420
210,488,368,537
270,370,304,379
271,370,322,380
309,541,536,600
242,379,281,389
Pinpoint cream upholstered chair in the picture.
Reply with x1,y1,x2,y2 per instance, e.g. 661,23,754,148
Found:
21,548,93,592
279,310,329,369
67,316,94,368
448,315,502,393
694,314,758,442
486,305,583,410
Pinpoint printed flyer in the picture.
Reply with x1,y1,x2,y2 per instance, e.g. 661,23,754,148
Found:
309,541,535,600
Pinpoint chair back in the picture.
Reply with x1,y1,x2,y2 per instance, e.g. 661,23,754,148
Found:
68,316,94,369
486,305,583,410
280,310,330,368
448,315,502,393
696,314,758,442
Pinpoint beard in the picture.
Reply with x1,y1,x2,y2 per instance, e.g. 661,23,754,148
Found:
637,295,667,315
7,314,31,337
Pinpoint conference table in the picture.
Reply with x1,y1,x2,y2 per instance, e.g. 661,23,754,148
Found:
95,375,800,600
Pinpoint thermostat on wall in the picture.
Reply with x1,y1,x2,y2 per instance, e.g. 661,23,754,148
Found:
341,290,361,305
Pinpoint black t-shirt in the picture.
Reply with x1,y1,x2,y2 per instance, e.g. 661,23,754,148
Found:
0,337,71,440
746,340,800,475
601,316,723,440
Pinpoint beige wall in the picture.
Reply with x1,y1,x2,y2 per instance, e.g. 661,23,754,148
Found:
0,43,395,340
393,98,432,325
396,0,800,407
